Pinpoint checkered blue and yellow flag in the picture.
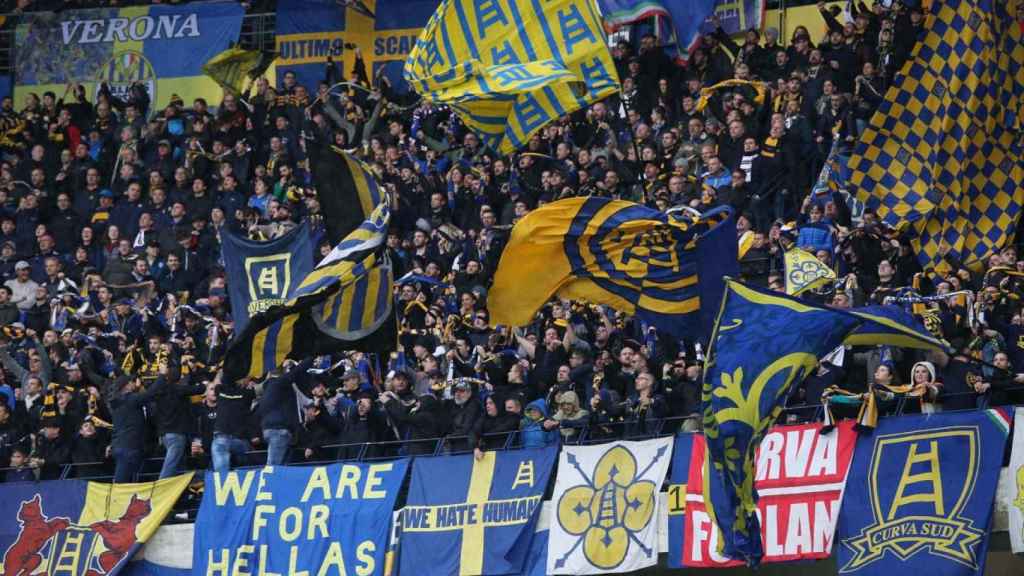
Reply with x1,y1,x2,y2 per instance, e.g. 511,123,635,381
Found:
403,0,620,154
849,0,1024,274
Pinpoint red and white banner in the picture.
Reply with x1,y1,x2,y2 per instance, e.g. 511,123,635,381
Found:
683,421,857,567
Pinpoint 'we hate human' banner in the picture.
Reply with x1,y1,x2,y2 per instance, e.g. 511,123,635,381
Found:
193,461,409,576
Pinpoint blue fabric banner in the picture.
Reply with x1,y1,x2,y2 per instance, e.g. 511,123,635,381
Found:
193,462,409,576
0,475,192,576
399,447,557,576
666,433,695,569
220,222,313,334
836,409,1011,575
275,0,347,93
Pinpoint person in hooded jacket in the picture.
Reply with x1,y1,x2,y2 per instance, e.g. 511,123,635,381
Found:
471,395,520,460
446,379,482,453
154,355,205,478
338,392,387,460
518,398,559,449
381,391,447,456
551,390,589,444
258,358,313,466
102,367,170,483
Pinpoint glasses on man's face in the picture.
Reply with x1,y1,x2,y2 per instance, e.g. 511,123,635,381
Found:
673,364,685,369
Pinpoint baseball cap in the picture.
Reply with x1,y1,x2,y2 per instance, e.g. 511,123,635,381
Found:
14,261,29,271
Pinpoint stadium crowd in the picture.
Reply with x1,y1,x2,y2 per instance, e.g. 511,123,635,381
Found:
0,0,1019,484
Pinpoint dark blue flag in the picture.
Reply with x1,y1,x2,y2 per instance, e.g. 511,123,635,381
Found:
221,222,313,333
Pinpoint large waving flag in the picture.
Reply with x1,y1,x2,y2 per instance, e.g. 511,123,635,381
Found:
224,161,395,382
404,0,620,154
845,305,951,351
312,145,386,245
701,280,864,565
0,474,193,576
202,47,277,96
849,0,1024,274
488,198,737,340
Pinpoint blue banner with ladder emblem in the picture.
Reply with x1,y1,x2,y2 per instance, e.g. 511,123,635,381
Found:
836,409,1011,575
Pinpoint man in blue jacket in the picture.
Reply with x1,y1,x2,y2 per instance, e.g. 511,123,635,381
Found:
258,357,313,466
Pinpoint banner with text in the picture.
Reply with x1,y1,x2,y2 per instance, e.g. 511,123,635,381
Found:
836,409,1010,576
399,446,557,576
14,1,244,109
680,421,856,567
193,462,408,576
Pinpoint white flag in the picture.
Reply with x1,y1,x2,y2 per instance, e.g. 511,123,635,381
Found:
546,438,672,574
1008,407,1024,553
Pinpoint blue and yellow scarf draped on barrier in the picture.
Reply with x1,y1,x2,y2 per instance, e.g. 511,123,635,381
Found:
489,197,737,340
404,0,620,154
400,447,557,576
701,280,864,565
837,409,1011,575
0,474,192,576
15,2,244,108
849,0,1024,274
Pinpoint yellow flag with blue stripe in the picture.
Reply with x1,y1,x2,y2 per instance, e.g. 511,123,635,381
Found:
849,0,1024,274
489,198,738,339
223,200,395,382
404,0,620,154
783,246,836,296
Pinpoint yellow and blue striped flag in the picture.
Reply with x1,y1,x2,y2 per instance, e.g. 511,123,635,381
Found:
488,198,738,339
224,177,395,382
849,0,1024,274
403,0,620,154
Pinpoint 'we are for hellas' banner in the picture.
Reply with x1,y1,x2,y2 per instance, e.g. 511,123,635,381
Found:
680,421,857,567
193,462,408,576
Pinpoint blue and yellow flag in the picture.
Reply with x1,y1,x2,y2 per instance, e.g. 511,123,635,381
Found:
400,447,557,576
202,47,277,96
15,3,244,108
489,198,737,340
846,305,951,351
701,280,863,565
0,474,193,576
404,0,620,154
783,246,836,296
849,0,1024,274
223,202,395,382
837,409,1011,575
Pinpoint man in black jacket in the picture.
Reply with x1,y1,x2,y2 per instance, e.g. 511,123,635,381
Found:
259,358,312,466
446,379,481,453
103,369,169,483
211,374,256,473
155,356,206,478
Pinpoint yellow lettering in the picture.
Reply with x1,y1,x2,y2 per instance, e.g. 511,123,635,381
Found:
257,544,280,576
308,504,330,539
279,507,303,542
302,467,331,503
363,463,392,499
355,540,376,576
252,504,274,540
215,471,256,506
289,546,310,576
889,440,945,520
207,549,230,576
231,545,254,576
336,465,361,499
316,541,347,576
255,468,275,501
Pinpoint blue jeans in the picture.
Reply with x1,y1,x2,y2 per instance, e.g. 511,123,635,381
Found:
112,447,142,484
263,429,291,466
211,434,250,474
159,433,188,479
